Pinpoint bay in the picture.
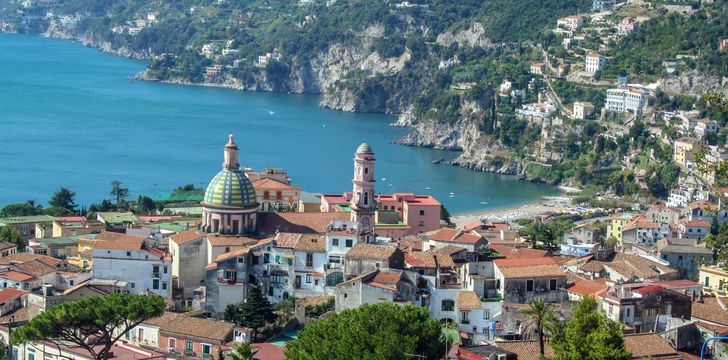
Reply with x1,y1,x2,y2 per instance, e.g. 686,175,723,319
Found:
0,33,557,215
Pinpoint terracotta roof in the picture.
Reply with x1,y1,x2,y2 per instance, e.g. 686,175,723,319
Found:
252,178,297,190
689,201,719,211
169,230,206,245
405,251,454,268
679,220,711,227
568,279,607,296
489,245,548,259
346,243,399,260
0,306,28,324
146,312,236,341
0,271,35,282
207,235,258,247
692,296,728,326
398,234,423,252
0,253,63,266
652,279,702,289
494,257,556,268
274,232,304,248
624,216,661,231
92,232,146,242
0,242,16,251
495,257,563,278
371,271,401,285
696,321,728,335
429,228,483,244
250,343,285,360
457,291,481,310
257,212,349,235
14,259,57,277
293,234,326,252
0,288,26,304
93,240,143,251
495,341,554,360
579,253,677,280
433,245,468,255
623,333,680,359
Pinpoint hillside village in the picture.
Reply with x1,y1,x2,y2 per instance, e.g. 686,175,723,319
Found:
0,132,727,359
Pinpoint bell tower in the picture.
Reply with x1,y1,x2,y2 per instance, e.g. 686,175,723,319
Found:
350,143,376,242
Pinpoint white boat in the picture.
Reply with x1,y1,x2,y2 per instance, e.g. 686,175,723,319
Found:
388,184,393,187
425,187,431,190
449,194,456,198
268,110,275,115
382,178,387,181
480,201,488,205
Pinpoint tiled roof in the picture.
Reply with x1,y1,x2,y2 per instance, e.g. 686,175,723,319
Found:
257,212,349,235
346,243,399,260
274,232,304,249
652,279,702,289
495,257,563,278
169,230,206,245
405,251,454,269
0,288,26,303
146,312,237,341
624,216,661,231
494,257,556,268
433,245,468,256
429,228,483,244
14,259,57,277
689,201,719,211
692,297,728,326
250,343,285,360
0,271,34,282
252,178,297,190
623,333,680,359
695,321,728,335
489,245,548,259
207,235,258,247
293,234,326,252
93,240,143,251
92,231,146,242
0,242,16,251
495,341,554,360
371,271,401,285
660,244,712,255
579,253,677,280
398,234,423,252
457,291,481,310
679,220,711,227
0,253,63,267
567,279,607,296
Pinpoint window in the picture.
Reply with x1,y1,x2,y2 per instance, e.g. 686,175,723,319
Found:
126,251,131,256
441,299,455,312
328,255,342,264
705,276,710,287
460,311,470,324
237,257,245,264
152,266,160,277
153,279,160,290
275,255,280,264
332,238,339,246
484,310,490,320
306,274,312,283
264,253,270,264
163,266,168,274
162,282,168,290
419,210,425,216
364,192,369,205
185,341,193,352
287,258,293,265
169,338,176,348
27,353,34,360
130,283,135,289
69,280,74,286
138,328,144,340
272,275,285,284
526,280,534,292
263,191,270,200
225,247,230,253
345,239,353,248
549,279,557,291
306,253,313,268
315,279,319,286
276,191,282,200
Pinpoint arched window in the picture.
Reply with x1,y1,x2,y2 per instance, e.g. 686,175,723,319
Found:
364,192,369,205
225,247,230,253
364,167,368,174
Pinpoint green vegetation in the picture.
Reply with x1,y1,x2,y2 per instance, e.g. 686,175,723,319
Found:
0,227,25,249
551,80,606,110
49,186,78,213
305,297,335,318
548,295,630,360
11,294,165,360
224,286,277,341
604,4,727,79
286,302,443,360
520,219,575,250
521,298,556,356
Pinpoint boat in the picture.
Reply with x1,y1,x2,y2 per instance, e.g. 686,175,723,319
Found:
432,158,445,164
480,201,488,205
449,194,456,198
388,184,393,187
425,187,431,190
268,110,275,115
381,177,387,181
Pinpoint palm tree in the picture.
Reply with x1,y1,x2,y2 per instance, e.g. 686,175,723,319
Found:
227,343,256,360
521,297,554,356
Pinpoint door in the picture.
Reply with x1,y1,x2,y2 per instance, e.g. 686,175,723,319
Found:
295,275,301,289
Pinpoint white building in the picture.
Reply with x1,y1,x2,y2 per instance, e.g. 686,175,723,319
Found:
605,88,647,116
695,119,717,139
573,102,595,120
91,240,172,297
585,52,606,73
593,0,616,11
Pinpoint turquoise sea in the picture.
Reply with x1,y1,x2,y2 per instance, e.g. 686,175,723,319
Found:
0,33,557,214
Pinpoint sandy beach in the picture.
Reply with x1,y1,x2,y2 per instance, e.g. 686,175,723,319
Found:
451,197,572,228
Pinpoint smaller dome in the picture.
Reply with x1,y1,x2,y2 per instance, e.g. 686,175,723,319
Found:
356,143,374,155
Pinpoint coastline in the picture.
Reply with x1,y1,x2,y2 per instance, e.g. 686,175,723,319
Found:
451,196,572,228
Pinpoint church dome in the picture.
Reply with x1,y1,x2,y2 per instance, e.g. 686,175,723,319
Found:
201,133,258,209
203,169,258,208
356,143,373,155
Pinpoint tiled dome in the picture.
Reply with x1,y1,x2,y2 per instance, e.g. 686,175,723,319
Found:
203,169,257,208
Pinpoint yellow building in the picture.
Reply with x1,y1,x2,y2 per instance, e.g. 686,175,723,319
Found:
700,266,728,293
606,213,635,243
673,137,697,168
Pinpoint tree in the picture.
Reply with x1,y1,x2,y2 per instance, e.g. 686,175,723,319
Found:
43,206,75,217
110,180,129,206
11,294,164,360
136,195,157,214
49,187,77,213
235,286,276,341
0,227,25,250
521,298,554,356
0,202,43,217
227,343,256,360
548,295,630,360
285,302,443,360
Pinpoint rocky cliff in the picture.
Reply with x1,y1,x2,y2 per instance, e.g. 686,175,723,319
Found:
660,69,728,96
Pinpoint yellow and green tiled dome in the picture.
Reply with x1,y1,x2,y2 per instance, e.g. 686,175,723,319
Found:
203,169,258,208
